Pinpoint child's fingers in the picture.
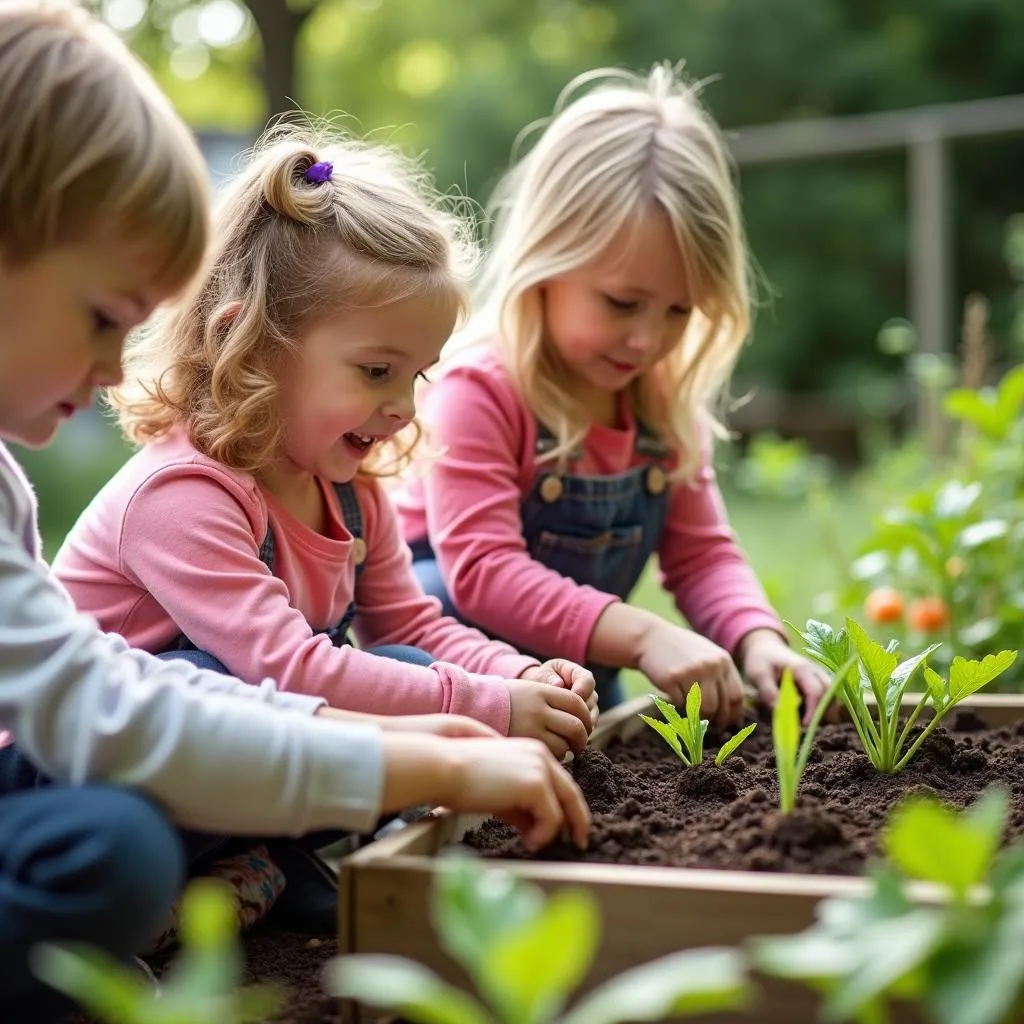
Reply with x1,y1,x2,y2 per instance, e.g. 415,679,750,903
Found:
547,761,591,850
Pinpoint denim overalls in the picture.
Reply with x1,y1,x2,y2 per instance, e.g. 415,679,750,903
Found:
411,420,673,708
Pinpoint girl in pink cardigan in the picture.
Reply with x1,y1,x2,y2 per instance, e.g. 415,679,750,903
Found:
54,129,595,762
394,64,829,723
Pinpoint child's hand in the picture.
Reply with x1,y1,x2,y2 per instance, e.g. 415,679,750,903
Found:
637,621,744,727
437,737,591,851
737,628,832,725
506,679,593,759
519,660,599,728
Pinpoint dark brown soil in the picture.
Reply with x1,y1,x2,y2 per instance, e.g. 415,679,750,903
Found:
464,709,1024,873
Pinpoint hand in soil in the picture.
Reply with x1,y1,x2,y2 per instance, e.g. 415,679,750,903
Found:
506,678,593,758
438,735,591,851
636,620,743,726
737,627,832,725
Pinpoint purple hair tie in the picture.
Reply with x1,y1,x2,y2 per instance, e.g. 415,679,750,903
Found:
304,160,333,185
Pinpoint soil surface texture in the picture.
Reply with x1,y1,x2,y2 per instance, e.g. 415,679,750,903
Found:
464,709,1024,874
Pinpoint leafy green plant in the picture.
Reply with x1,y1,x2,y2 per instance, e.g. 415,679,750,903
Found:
796,617,1016,773
753,787,1024,1024
773,658,854,814
31,879,281,1024
639,685,757,767
326,856,750,1024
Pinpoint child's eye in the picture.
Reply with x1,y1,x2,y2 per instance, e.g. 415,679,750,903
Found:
360,364,391,382
603,294,638,313
669,305,693,318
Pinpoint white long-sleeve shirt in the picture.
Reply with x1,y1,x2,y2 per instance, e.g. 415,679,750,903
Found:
0,442,383,836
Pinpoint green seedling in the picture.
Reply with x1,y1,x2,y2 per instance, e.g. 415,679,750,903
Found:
795,617,1016,773
639,684,756,767
31,879,281,1024
753,787,1024,1024
773,657,854,814
326,856,750,1024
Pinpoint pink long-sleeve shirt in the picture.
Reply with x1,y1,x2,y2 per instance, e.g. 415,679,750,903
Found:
393,348,784,664
53,428,539,733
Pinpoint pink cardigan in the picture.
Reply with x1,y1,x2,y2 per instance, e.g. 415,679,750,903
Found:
53,428,539,733
393,348,784,663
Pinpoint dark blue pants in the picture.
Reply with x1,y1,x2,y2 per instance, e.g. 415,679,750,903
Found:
0,778,182,1023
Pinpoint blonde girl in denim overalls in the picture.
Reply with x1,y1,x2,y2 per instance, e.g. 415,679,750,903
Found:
397,63,831,723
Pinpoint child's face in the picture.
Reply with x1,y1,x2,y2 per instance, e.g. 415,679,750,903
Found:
273,289,456,483
540,207,696,395
0,235,163,448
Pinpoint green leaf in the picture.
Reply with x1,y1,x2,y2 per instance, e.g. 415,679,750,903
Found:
433,860,543,978
772,668,800,812
234,983,286,1022
826,909,946,1022
947,651,1018,703
30,944,148,1024
943,388,1006,437
648,693,689,737
845,618,898,706
324,955,493,1024
886,643,941,715
481,888,599,1024
715,723,757,766
793,619,849,671
684,683,706,762
922,665,948,708
560,948,749,1024
639,714,688,764
883,790,1008,898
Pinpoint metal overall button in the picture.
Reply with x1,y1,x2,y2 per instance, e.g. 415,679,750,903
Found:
538,474,565,503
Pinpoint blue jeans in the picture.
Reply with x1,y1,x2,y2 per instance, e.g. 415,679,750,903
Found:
0,777,182,1023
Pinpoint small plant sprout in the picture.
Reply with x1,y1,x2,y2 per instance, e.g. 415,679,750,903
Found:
326,856,750,1024
754,787,1024,1024
795,617,1017,773
30,878,282,1024
773,657,854,814
639,684,757,767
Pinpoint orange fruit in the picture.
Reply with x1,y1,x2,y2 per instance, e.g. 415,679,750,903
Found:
906,596,950,633
865,586,904,624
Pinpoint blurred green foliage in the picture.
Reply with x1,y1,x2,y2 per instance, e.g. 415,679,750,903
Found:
108,0,1024,396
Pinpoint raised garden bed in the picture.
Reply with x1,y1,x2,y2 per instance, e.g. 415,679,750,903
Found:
337,693,1024,1024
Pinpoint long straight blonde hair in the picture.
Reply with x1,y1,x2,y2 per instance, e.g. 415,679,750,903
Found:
463,62,752,481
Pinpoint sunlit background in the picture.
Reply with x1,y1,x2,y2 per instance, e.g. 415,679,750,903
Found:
16,0,1024,668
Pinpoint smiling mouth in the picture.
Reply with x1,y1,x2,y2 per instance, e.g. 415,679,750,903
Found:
343,432,377,455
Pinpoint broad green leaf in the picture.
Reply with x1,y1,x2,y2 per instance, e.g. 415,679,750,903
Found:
325,955,492,1024
30,944,147,1023
638,714,687,763
648,693,689,738
845,618,898,705
943,389,1006,437
922,666,947,708
826,910,946,1022
481,888,598,1024
715,722,757,766
947,651,1018,702
886,643,941,714
753,929,849,980
926,908,1024,1024
883,790,1008,898
560,948,748,1024
793,619,849,671
990,847,1024,896
433,860,543,977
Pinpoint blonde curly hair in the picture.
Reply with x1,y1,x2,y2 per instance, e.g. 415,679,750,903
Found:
458,62,753,482
110,124,476,477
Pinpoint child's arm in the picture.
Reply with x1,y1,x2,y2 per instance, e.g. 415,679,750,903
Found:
417,366,619,665
95,469,515,732
355,479,539,679
0,518,385,835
